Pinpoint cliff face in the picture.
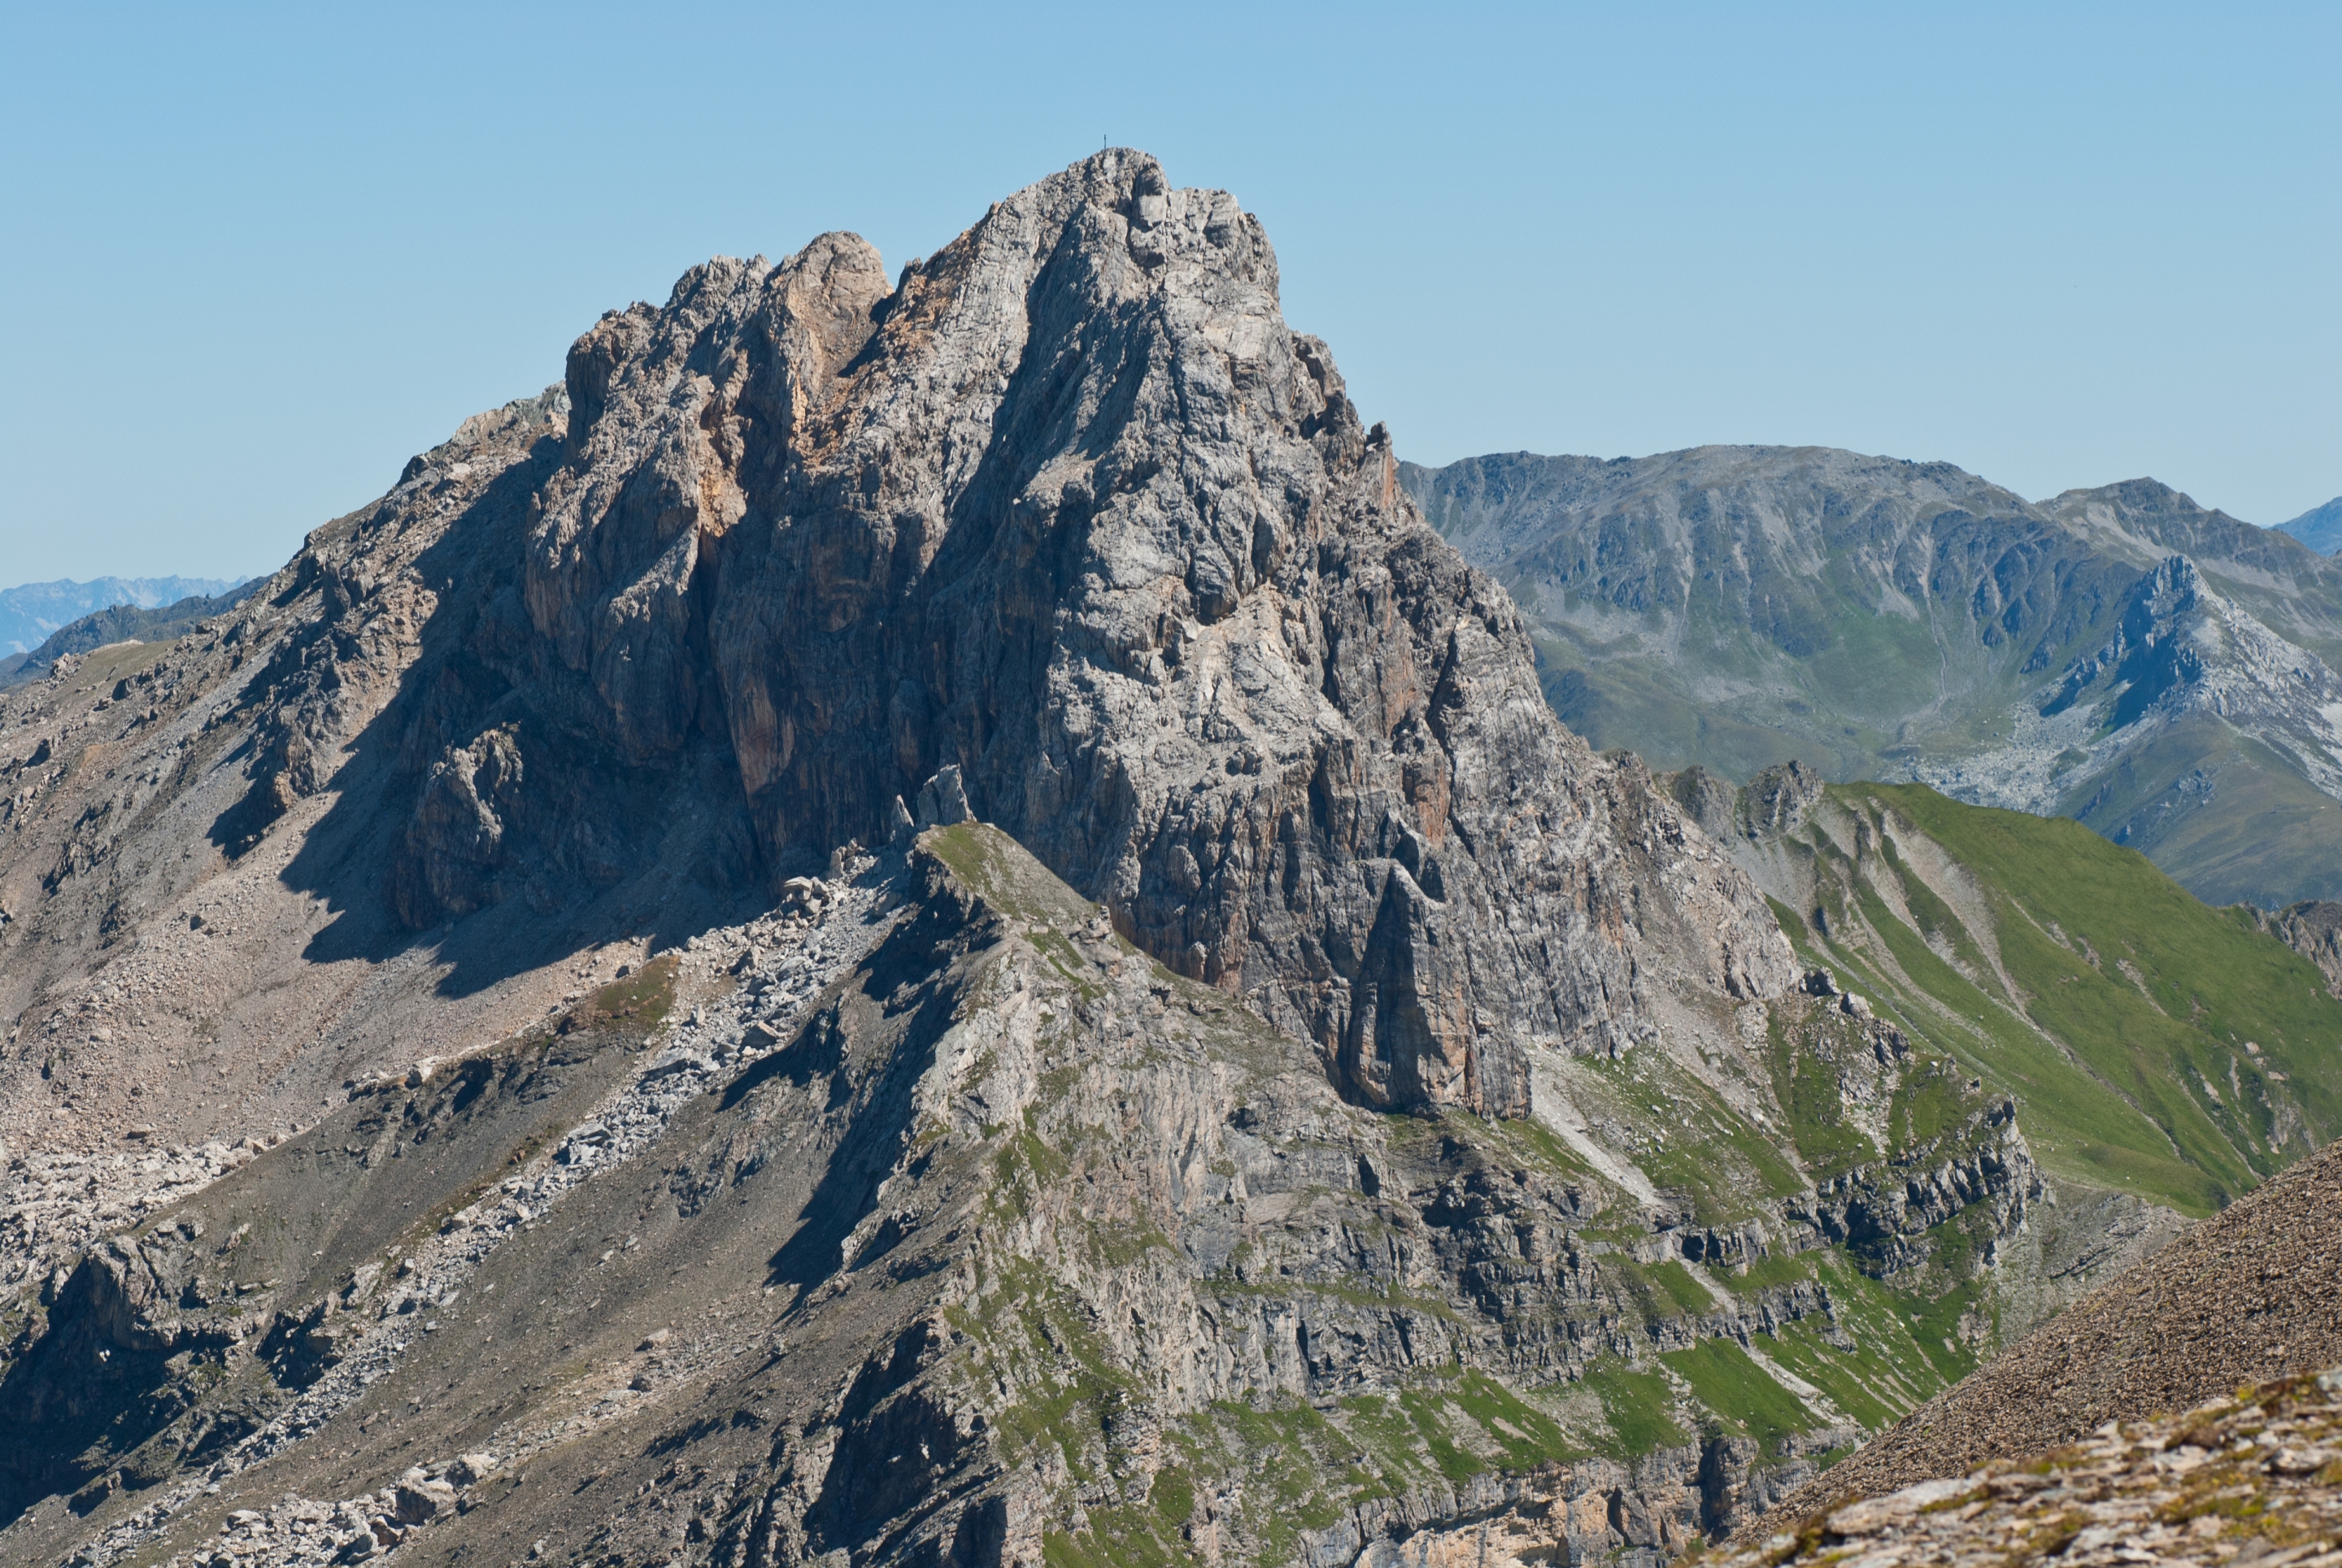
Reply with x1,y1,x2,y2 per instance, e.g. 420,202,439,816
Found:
297,150,1793,1118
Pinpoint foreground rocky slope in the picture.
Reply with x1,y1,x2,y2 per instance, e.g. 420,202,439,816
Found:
1748,1131,2342,1527
1404,448,2342,908
1713,1368,2342,1568
0,826,2057,1566
0,154,2318,1566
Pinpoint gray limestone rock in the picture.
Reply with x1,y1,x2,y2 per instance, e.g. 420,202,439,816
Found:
912,766,971,830
0,154,2098,1568
2261,899,2342,997
392,1475,453,1525
388,150,1795,1116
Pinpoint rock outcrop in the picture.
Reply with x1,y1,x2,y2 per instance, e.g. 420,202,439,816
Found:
2258,899,2342,999
1713,1369,2342,1568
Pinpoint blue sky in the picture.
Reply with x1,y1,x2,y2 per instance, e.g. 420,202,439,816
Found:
2,2,2335,584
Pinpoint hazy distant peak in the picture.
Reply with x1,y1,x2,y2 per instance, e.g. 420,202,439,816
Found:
2039,475,2209,512
2037,477,2340,579
2039,477,2255,539
0,574,240,655
1401,443,2042,567
1411,442,2342,907
2276,494,2342,556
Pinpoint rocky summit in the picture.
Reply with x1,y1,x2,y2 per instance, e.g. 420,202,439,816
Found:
0,153,2331,1568
264,147,1792,1122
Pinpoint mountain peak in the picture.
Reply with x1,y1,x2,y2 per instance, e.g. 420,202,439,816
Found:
53,153,1793,1134
4,156,2336,1568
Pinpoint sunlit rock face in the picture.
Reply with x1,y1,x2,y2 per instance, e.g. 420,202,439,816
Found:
494,150,1793,1116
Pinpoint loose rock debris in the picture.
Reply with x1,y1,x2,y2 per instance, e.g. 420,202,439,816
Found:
1710,1370,2342,1568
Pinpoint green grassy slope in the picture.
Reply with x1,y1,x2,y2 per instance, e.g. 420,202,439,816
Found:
2061,716,2342,910
1743,781,2342,1216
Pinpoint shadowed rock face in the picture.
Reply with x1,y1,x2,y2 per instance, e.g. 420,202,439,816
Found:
390,150,1795,1115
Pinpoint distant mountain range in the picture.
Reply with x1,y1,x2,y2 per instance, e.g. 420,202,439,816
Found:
2277,494,2342,555
1404,448,2342,908
0,577,255,686
0,575,238,655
